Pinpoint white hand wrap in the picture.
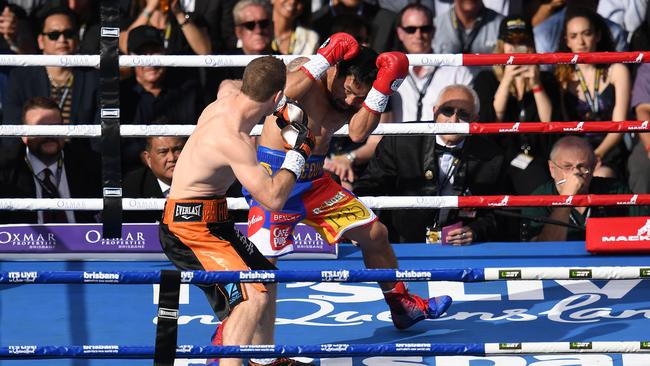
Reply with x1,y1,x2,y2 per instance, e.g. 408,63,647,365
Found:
301,54,330,80
362,87,390,114
280,149,306,179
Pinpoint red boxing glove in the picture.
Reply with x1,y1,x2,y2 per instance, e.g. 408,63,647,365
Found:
363,52,409,114
301,32,359,80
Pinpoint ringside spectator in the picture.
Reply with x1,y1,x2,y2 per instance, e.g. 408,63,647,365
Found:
0,96,101,224
521,136,648,242
355,84,506,244
474,15,559,195
271,0,318,55
555,6,630,178
628,62,650,194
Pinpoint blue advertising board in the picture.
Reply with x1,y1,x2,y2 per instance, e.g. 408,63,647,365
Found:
1,242,650,365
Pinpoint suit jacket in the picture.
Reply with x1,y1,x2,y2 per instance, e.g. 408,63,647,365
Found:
122,167,165,223
0,142,102,224
2,66,100,125
354,134,506,243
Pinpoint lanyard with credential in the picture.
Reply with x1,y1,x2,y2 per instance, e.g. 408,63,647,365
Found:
451,10,484,53
575,66,601,116
24,156,63,196
407,68,436,121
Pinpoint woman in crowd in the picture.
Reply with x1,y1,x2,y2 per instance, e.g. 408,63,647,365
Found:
120,0,212,55
555,6,630,178
474,16,559,195
271,0,319,55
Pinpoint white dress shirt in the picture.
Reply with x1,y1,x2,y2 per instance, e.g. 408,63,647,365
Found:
26,149,75,224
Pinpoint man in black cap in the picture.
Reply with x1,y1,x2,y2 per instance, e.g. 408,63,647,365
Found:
120,25,202,174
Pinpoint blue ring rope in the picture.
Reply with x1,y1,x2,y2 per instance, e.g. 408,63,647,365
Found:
0,269,483,284
0,344,483,359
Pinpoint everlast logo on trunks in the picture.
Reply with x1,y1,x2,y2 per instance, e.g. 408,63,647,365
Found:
174,203,203,222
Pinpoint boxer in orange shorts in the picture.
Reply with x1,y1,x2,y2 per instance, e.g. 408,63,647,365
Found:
159,56,314,366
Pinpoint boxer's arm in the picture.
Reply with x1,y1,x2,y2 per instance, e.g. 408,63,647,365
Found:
228,141,298,211
349,52,409,142
286,33,360,101
348,107,382,142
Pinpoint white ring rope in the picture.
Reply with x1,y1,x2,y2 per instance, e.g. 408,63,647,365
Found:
0,197,458,211
0,123,469,137
1,121,648,137
0,52,647,68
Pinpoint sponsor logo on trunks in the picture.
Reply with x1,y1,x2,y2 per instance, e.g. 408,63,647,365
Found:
320,344,349,352
271,225,292,249
7,271,38,282
499,270,522,280
313,191,347,214
395,270,431,280
173,203,203,222
271,213,301,223
321,270,349,281
225,283,243,306
8,346,37,354
82,345,119,354
499,343,522,350
570,342,592,350
569,269,592,279
83,271,120,283
158,307,179,320
641,341,650,349
239,271,276,281
248,215,263,227
247,206,265,234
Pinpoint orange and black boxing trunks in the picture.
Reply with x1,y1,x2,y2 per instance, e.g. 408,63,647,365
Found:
159,197,276,320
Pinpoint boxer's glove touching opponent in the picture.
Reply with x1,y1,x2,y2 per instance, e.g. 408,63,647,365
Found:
363,51,409,114
275,97,315,179
301,32,359,80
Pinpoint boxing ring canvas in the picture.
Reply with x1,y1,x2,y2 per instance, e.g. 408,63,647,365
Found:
1,242,650,366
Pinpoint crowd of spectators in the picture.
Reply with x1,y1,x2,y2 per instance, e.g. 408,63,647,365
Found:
0,0,648,243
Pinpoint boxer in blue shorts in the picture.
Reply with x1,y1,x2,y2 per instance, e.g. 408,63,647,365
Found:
240,34,453,366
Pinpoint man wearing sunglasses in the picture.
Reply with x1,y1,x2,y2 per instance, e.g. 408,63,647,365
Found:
205,0,274,103
391,3,473,124
241,33,452,366
522,136,648,242
355,84,506,245
3,6,99,129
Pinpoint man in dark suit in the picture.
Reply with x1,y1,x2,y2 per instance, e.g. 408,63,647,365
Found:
0,96,101,224
2,7,99,127
354,84,506,244
123,136,186,223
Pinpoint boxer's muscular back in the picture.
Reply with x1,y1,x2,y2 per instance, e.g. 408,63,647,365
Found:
169,97,249,199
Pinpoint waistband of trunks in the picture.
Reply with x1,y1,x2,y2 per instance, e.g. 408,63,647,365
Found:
257,146,325,182
163,197,229,224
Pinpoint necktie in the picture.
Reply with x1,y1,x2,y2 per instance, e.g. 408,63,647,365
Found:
40,169,67,223
163,188,170,198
